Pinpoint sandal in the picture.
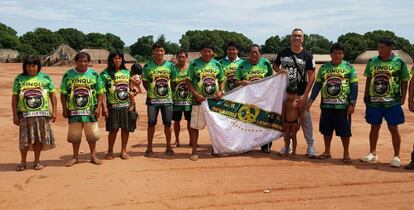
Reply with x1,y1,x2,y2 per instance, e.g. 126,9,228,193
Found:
342,157,352,164
144,150,153,157
33,163,44,170
120,153,130,160
16,164,26,171
190,154,199,161
165,149,175,156
317,154,332,160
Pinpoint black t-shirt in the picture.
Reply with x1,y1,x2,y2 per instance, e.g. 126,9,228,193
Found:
274,48,315,95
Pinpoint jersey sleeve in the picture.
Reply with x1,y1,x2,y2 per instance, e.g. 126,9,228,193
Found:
305,52,316,71
265,59,273,77
315,65,324,83
349,64,359,83
12,76,20,95
363,60,372,77
187,61,195,82
96,73,105,95
400,60,410,81
142,64,149,81
59,72,69,95
45,74,56,93
217,62,225,82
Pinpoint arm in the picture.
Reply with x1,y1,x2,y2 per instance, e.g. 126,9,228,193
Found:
12,94,19,126
143,80,148,91
234,79,249,87
298,70,315,109
364,77,371,104
61,94,69,118
400,81,408,106
186,79,205,103
409,77,414,112
49,92,57,122
347,82,359,119
213,80,225,100
307,81,322,111
95,94,104,119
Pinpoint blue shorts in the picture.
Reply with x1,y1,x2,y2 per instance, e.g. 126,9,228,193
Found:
365,105,404,126
319,108,351,137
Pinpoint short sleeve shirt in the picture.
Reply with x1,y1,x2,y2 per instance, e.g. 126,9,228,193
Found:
274,48,315,95
316,61,358,109
219,57,244,92
60,68,104,123
13,72,55,118
172,66,192,111
142,60,177,106
235,57,273,82
100,68,131,109
187,58,224,104
364,55,409,108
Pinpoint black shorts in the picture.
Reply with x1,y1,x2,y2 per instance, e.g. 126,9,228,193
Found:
319,108,351,137
172,109,191,122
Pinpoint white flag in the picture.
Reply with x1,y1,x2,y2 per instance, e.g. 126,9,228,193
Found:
202,74,287,154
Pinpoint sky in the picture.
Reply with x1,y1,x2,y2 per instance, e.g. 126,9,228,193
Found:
1,0,413,46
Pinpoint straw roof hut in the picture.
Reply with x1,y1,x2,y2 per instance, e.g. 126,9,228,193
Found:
313,54,331,64
262,53,278,63
80,48,109,64
124,53,137,63
43,44,77,66
0,49,19,63
354,50,413,64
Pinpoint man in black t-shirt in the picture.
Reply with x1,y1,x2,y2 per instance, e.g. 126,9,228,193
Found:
272,28,317,158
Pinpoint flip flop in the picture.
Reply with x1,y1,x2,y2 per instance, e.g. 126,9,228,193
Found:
190,154,199,161
165,149,175,156
317,154,332,160
16,164,26,171
33,163,44,170
144,150,153,157
105,153,114,160
342,157,352,164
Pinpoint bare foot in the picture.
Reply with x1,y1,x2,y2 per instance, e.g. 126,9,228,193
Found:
65,158,79,167
105,152,114,160
342,156,352,164
120,152,130,160
91,158,102,165
165,149,175,156
173,141,180,147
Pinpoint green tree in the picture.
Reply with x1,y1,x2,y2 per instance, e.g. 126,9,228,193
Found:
338,32,369,62
20,28,65,55
155,34,180,54
56,28,86,51
130,35,154,62
83,32,112,50
105,33,125,50
179,30,253,56
17,43,39,58
0,22,20,49
262,35,282,53
304,34,332,54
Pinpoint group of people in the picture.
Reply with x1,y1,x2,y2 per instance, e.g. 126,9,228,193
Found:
11,28,414,171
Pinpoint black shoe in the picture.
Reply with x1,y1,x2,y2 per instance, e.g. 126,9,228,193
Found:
405,162,414,170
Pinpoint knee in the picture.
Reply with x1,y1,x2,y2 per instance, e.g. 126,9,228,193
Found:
148,119,157,126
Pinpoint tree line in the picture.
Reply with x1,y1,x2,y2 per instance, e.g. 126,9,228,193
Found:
1,22,413,63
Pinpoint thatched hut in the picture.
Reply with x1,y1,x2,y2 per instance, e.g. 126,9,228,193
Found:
124,53,137,63
80,48,109,64
43,44,77,66
354,50,413,64
313,54,331,64
0,49,19,63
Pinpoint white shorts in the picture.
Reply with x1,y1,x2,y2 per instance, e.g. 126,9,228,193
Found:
190,105,206,130
67,122,100,143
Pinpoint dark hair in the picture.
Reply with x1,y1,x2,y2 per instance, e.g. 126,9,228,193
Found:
378,38,395,47
250,44,262,54
330,42,345,53
292,28,304,34
201,40,214,51
286,81,298,94
75,52,91,62
176,49,188,57
107,49,127,79
22,55,41,75
131,63,143,76
226,41,239,50
152,42,164,50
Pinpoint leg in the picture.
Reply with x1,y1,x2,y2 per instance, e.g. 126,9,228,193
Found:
405,144,414,170
340,137,351,163
318,135,332,159
120,128,130,159
291,124,300,157
66,142,80,167
388,125,401,157
161,106,174,155
173,121,180,146
301,111,316,157
84,122,101,165
369,125,381,155
88,141,101,165
66,122,83,167
17,147,28,171
106,129,118,160
129,93,135,112
33,140,43,170
283,125,292,157
146,105,159,156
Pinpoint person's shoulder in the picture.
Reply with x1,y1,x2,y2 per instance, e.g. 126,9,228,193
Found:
278,48,291,56
261,57,271,64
